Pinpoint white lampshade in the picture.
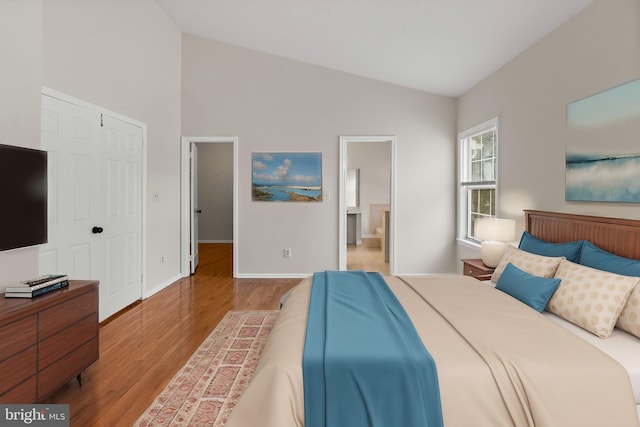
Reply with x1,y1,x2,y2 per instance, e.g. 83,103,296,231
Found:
475,218,516,268
475,218,516,242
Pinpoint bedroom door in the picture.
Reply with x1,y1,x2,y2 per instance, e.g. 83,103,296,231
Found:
190,143,200,273
40,93,143,321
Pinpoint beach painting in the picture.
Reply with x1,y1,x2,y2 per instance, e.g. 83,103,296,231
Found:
252,152,322,201
566,149,640,202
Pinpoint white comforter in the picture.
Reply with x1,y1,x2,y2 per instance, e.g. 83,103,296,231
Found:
227,275,640,427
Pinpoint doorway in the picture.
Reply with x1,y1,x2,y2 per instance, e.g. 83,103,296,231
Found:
339,136,396,275
180,137,238,277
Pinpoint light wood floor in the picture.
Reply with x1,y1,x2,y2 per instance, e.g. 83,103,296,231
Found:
347,243,389,275
46,243,299,427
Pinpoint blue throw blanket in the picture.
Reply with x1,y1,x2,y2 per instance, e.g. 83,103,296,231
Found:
303,270,443,427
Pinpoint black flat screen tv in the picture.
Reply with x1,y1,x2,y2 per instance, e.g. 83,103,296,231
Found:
0,144,47,251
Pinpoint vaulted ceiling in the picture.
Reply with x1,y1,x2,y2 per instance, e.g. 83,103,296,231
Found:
155,0,594,97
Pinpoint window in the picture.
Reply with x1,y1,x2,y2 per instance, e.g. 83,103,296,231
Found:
458,118,498,243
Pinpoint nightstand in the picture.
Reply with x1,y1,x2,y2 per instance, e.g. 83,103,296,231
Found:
461,258,495,280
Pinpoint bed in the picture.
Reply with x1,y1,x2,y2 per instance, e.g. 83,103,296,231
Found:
226,210,640,427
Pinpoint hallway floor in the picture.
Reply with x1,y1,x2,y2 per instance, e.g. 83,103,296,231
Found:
347,243,389,275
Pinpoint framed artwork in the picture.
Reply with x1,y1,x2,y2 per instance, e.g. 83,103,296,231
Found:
565,79,640,202
252,152,322,201
566,150,640,202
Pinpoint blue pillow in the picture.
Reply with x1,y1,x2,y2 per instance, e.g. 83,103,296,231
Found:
579,241,640,277
518,231,583,262
496,262,561,312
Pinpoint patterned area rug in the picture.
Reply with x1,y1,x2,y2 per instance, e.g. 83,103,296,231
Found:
134,310,278,427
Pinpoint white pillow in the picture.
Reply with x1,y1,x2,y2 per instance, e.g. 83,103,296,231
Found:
491,245,564,283
617,284,640,339
548,260,638,338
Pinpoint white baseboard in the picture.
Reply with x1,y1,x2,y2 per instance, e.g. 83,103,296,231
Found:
143,273,182,299
397,272,456,277
234,273,311,279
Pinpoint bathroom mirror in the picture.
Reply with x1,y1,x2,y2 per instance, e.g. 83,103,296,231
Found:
346,168,360,208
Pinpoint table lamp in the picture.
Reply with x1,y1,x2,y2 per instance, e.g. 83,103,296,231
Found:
475,218,516,268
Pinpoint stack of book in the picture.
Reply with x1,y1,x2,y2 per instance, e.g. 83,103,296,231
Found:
4,274,69,298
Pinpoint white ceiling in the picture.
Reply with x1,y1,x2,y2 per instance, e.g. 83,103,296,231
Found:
154,0,594,97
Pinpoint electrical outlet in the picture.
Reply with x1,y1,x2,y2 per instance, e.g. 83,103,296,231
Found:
160,256,165,264
283,248,292,258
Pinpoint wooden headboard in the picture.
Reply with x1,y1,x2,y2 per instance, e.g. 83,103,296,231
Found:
524,210,640,260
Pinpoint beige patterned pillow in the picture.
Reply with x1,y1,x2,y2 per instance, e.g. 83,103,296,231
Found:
617,284,640,339
490,245,564,283
548,260,638,338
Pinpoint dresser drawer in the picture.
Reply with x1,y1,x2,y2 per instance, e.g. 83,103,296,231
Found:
0,315,37,362
0,280,98,403
0,345,37,395
0,375,36,403
38,337,98,400
39,289,97,340
39,313,98,370
465,263,489,277
461,259,495,280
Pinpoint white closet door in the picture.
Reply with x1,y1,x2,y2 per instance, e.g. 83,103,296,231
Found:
40,95,142,321
40,96,99,281
99,115,143,319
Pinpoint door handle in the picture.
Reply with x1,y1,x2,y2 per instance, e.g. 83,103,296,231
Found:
196,209,202,213
92,226,104,234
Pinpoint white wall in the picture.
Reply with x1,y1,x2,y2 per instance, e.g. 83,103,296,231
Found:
0,0,43,291
456,0,640,266
197,143,234,242
182,35,458,276
41,0,182,295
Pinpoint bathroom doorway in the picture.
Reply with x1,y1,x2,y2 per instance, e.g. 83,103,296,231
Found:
339,136,395,275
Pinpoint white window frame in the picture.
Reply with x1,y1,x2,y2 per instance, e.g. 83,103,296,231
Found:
457,117,499,245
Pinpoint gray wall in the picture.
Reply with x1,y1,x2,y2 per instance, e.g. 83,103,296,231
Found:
182,35,458,276
41,0,182,295
0,0,181,294
197,143,234,242
456,0,640,264
0,1,43,290
7,0,628,288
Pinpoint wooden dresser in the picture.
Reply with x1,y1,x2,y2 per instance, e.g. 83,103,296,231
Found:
0,280,99,402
